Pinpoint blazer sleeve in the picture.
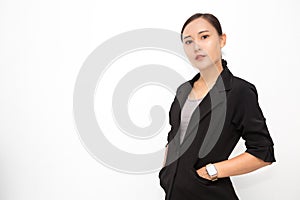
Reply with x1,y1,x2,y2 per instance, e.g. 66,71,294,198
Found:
232,84,276,162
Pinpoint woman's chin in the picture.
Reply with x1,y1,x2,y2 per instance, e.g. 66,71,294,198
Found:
192,62,213,71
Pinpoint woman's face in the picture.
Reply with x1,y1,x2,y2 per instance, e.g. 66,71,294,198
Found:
182,17,226,71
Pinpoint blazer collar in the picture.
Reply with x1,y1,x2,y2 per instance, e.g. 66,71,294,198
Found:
188,64,233,93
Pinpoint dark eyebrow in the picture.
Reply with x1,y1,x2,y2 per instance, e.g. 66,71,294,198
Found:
183,30,210,40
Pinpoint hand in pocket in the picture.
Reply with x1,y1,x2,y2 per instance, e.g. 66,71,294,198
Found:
195,166,211,181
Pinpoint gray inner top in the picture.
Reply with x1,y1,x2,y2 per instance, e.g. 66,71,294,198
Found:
179,97,204,144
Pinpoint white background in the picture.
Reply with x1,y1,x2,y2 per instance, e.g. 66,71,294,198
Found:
1,0,300,199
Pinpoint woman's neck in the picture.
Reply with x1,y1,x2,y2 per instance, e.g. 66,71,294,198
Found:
196,60,223,88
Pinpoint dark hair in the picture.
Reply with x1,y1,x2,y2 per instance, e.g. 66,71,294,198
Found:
181,13,223,42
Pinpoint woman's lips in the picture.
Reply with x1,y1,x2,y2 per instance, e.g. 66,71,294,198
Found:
195,55,206,61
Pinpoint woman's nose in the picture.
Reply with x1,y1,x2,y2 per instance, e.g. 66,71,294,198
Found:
193,41,202,52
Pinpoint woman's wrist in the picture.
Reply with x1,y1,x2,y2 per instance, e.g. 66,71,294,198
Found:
214,162,225,178
196,162,227,180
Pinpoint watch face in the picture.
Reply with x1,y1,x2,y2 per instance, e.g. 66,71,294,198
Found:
207,165,217,175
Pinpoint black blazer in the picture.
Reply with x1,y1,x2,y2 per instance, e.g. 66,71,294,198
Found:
158,61,276,200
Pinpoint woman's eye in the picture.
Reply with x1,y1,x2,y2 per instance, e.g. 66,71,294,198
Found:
201,35,209,39
185,40,193,45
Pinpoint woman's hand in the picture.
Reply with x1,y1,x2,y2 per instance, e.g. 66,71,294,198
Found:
196,166,211,180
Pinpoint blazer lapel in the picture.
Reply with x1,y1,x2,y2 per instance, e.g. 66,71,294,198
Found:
175,65,233,148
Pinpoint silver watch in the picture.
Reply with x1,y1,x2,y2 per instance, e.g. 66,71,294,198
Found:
205,163,218,181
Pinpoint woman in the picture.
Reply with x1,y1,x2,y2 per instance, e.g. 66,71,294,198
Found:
158,13,276,200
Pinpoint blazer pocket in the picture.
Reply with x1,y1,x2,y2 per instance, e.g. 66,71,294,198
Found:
190,167,212,185
158,165,171,192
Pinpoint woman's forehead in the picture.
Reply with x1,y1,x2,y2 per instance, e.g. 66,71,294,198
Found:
182,18,215,37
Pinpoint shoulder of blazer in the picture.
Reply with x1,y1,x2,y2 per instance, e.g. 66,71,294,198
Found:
231,75,257,94
229,75,261,111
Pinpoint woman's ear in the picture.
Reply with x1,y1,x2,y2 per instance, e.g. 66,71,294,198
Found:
220,33,226,48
